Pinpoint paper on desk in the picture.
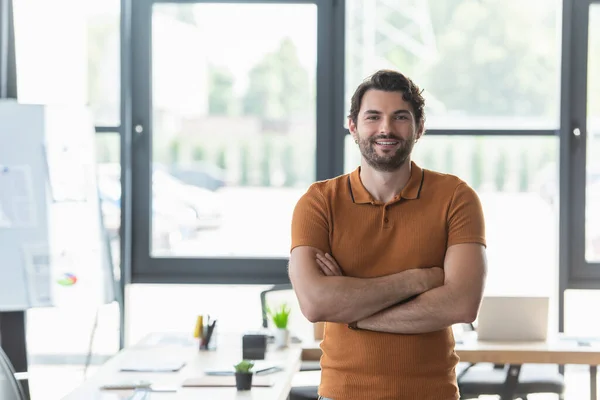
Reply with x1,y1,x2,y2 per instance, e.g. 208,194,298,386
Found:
119,358,186,372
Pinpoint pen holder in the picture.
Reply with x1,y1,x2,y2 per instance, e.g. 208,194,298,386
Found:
199,322,218,351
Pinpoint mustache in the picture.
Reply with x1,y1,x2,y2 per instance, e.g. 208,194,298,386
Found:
369,135,404,142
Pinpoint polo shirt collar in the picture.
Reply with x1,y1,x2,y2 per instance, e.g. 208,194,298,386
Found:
348,161,424,204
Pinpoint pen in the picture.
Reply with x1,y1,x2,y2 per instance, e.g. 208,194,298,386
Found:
202,320,217,349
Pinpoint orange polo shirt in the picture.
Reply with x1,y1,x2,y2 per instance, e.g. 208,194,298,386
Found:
291,161,486,400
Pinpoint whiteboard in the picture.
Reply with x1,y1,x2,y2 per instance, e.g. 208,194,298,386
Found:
0,100,115,311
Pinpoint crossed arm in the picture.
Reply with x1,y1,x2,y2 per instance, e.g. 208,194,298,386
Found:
288,246,444,324
289,243,487,334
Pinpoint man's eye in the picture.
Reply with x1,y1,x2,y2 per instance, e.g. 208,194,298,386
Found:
366,116,378,120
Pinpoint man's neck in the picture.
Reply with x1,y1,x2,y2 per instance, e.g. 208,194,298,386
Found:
359,159,412,203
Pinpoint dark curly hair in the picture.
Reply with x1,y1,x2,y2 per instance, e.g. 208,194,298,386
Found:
348,69,425,127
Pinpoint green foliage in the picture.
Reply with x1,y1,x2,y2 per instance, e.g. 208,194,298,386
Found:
192,145,205,161
216,147,227,170
282,143,297,187
519,150,530,192
260,139,272,186
243,38,309,119
209,66,236,116
267,303,291,329
239,143,250,186
169,140,181,164
471,142,483,191
233,360,254,373
495,151,507,191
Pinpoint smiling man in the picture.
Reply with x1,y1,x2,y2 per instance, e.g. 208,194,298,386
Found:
288,70,487,400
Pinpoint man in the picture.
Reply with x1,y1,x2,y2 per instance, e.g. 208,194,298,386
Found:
288,69,487,399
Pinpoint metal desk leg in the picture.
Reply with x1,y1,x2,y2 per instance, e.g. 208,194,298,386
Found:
591,365,597,400
500,364,522,400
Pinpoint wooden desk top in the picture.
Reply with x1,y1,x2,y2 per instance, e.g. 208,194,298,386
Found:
302,333,600,366
62,333,302,400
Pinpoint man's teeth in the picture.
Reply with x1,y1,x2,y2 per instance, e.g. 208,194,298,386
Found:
376,141,398,145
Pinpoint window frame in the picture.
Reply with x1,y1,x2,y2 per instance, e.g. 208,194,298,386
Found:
128,0,346,284
563,0,600,287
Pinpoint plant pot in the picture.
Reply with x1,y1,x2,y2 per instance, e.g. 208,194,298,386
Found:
235,372,253,391
273,328,289,348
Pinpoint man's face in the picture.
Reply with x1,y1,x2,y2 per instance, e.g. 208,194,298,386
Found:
349,89,423,172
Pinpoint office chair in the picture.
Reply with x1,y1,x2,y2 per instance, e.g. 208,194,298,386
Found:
260,285,320,400
457,324,565,400
0,346,27,400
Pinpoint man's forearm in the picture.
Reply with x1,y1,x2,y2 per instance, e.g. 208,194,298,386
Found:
307,269,430,324
356,284,474,334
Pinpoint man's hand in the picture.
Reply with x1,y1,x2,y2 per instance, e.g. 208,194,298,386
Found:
316,252,444,293
316,253,344,276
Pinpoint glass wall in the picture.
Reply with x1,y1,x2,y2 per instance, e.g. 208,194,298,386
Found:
586,4,600,263
13,0,120,125
345,0,561,130
149,3,317,258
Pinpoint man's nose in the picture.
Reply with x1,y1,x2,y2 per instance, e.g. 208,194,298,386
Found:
379,117,393,134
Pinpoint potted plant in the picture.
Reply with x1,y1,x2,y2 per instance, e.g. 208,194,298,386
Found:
233,360,254,391
267,303,291,348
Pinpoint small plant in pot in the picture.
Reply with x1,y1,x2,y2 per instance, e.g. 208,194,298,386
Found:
234,360,254,391
267,303,291,348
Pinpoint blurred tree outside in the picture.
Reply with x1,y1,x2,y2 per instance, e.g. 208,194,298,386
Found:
423,0,558,118
239,143,250,186
379,0,559,189
169,139,181,164
471,141,483,190
519,149,530,192
282,142,297,187
208,65,236,116
87,15,119,122
192,145,206,161
215,147,227,170
243,38,310,119
495,151,507,191
261,138,272,186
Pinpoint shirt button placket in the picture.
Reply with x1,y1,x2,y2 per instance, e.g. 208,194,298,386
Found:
383,205,390,227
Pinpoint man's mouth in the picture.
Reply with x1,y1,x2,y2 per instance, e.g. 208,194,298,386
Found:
373,139,400,148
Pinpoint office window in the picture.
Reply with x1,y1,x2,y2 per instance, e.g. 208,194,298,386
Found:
13,0,120,126
345,0,561,130
586,4,600,263
149,3,317,258
345,135,559,296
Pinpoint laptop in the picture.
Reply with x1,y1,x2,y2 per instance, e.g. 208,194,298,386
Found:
476,296,550,342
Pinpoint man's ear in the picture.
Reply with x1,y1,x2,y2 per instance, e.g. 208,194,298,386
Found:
348,118,358,141
416,120,425,141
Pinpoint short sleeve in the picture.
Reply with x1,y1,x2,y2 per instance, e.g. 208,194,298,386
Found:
290,184,331,254
447,182,486,248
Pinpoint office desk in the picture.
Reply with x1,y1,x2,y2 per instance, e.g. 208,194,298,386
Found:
302,333,600,400
62,333,302,400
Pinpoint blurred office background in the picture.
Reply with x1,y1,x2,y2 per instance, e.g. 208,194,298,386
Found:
1,0,599,398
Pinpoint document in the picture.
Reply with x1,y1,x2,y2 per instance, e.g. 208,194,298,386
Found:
0,165,36,227
22,244,53,307
44,142,91,202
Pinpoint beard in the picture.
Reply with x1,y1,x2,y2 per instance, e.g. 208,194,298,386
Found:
357,133,416,172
